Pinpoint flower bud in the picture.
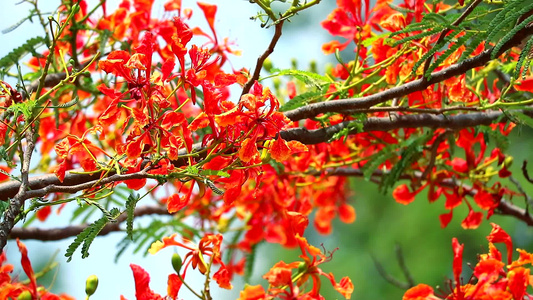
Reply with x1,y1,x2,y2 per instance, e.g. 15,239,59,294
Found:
172,253,183,273
297,261,307,274
85,274,99,296
263,58,273,73
503,156,513,168
17,291,32,300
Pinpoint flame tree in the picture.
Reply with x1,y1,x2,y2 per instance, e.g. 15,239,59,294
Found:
1,0,533,299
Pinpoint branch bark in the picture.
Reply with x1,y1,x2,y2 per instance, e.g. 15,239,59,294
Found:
0,129,36,251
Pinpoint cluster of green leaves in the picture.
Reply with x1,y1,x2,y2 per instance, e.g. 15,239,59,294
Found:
65,208,121,262
0,37,46,73
362,132,431,194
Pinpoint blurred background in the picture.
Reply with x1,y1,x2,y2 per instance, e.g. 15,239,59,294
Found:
1,0,533,299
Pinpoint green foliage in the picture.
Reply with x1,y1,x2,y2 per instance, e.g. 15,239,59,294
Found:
114,218,200,262
380,135,429,194
425,31,475,77
65,208,120,262
268,68,333,89
392,27,443,48
7,99,38,120
329,118,366,142
2,16,30,34
515,37,533,79
48,97,79,109
280,87,328,112
245,242,258,282
200,169,230,178
491,13,533,60
0,37,46,70
411,30,463,78
360,133,430,194
485,0,533,50
508,111,533,129
125,193,140,240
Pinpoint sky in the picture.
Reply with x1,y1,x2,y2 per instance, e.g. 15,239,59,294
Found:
0,0,335,299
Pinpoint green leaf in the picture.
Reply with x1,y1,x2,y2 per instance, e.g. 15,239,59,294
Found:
0,37,46,70
280,88,327,112
329,119,365,142
485,0,533,47
509,111,533,129
515,37,533,79
361,143,399,180
491,13,533,59
65,209,119,262
245,242,258,281
125,193,140,240
411,30,463,78
392,27,443,47
380,135,429,194
426,31,474,77
269,68,333,88
2,16,30,34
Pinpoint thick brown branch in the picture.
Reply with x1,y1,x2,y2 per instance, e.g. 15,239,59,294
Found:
241,21,284,96
9,206,169,241
281,110,514,144
0,109,522,201
283,25,533,121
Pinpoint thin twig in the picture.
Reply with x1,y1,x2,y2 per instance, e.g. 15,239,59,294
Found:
395,244,415,288
241,21,284,96
372,255,411,290
509,175,533,211
326,168,533,226
522,160,533,184
417,130,451,187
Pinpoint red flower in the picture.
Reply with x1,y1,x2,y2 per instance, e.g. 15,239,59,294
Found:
487,223,513,265
128,264,164,300
392,184,419,205
403,284,437,300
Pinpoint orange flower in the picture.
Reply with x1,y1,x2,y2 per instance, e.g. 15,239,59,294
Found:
238,285,267,300
487,223,513,264
403,284,438,300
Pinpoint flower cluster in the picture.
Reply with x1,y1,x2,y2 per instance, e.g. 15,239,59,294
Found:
404,223,533,300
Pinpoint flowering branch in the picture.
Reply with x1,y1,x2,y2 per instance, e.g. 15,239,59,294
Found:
323,168,533,226
283,25,533,121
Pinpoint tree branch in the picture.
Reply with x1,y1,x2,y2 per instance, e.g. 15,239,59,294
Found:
241,21,284,96
9,206,169,241
0,129,36,251
281,110,516,144
283,24,533,121
0,109,524,201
